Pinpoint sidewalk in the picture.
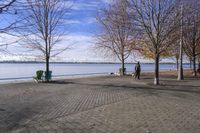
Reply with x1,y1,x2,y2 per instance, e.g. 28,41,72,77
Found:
0,75,200,132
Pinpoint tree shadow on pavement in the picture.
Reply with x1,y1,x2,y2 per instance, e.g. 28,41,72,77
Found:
73,82,200,95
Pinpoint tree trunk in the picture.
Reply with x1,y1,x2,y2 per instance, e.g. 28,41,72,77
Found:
46,55,50,82
121,58,125,76
45,37,50,82
176,57,179,71
154,53,159,85
193,55,196,77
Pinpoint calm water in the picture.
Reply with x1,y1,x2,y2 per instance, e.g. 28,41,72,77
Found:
0,63,190,81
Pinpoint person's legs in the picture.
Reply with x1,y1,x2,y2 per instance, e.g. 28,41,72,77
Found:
138,71,140,80
135,72,138,79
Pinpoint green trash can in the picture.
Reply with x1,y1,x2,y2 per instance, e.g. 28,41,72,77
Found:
45,71,52,81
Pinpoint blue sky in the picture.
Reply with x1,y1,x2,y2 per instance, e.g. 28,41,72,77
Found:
64,0,102,35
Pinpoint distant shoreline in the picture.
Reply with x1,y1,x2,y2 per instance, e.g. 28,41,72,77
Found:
0,61,189,65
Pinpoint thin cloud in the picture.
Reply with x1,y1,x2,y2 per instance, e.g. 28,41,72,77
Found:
63,20,81,24
71,1,100,11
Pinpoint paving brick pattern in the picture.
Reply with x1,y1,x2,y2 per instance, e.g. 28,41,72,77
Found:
0,76,200,133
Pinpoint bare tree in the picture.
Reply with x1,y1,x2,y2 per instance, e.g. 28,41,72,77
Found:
182,0,200,77
96,0,135,76
19,0,71,82
128,0,180,85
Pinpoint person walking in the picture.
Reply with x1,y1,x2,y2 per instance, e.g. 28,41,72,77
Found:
135,62,141,80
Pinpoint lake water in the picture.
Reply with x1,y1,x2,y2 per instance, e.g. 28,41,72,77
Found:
0,63,190,82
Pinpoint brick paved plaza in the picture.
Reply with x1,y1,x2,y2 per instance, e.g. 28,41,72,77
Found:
0,76,200,133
